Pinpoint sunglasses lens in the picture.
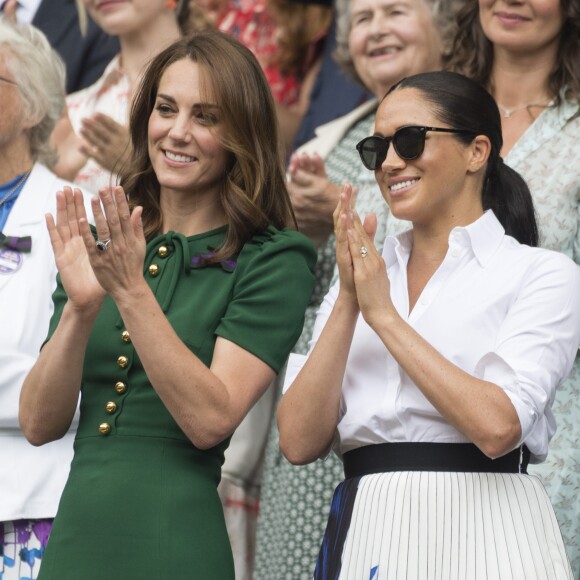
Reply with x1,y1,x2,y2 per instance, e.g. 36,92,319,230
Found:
358,137,388,170
394,127,424,160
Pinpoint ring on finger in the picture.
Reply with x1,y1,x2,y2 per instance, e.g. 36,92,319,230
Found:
360,246,368,258
96,238,111,252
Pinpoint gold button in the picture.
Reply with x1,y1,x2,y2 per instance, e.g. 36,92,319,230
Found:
121,330,131,343
106,401,118,414
99,422,111,435
115,381,127,394
117,355,129,369
158,245,169,258
148,264,160,276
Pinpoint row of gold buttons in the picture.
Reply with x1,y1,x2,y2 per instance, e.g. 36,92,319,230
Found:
99,330,132,436
99,246,169,435
148,245,170,277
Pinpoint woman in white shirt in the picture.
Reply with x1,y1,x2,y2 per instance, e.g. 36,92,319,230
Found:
277,71,580,580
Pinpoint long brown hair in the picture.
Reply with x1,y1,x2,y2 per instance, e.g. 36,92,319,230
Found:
121,31,297,262
443,0,580,113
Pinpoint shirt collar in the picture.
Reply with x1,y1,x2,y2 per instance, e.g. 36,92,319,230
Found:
383,210,506,269
383,228,412,268
455,210,505,267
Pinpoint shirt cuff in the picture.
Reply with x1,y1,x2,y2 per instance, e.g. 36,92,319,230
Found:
474,351,536,447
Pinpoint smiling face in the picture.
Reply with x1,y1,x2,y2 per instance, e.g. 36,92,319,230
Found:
348,0,441,99
373,87,484,228
147,58,229,203
478,0,563,56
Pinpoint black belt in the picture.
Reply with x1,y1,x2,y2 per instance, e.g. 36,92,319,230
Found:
343,442,530,479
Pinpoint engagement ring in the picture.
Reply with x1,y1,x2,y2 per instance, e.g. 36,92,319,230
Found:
96,238,111,252
360,246,368,258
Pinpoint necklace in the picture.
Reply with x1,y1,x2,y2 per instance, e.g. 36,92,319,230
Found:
0,170,31,207
496,101,550,119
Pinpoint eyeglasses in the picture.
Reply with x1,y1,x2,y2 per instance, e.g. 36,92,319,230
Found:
356,125,476,170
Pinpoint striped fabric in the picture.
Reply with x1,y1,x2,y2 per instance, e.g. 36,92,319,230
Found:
315,472,573,580
0,233,31,253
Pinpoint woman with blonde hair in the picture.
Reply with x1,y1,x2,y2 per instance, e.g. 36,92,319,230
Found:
51,0,187,194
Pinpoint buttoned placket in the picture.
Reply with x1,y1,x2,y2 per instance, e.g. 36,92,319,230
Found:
100,243,174,436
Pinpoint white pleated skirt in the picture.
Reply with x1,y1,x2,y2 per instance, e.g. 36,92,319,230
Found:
315,472,573,580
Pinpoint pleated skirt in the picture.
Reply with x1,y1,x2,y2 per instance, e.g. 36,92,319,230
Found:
314,472,573,580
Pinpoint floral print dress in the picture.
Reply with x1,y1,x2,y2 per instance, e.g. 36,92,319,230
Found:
506,97,580,577
0,521,52,580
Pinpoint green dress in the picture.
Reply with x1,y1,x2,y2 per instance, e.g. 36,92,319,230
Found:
37,225,316,580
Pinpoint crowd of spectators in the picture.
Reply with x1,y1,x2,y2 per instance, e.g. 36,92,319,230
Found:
0,1,578,579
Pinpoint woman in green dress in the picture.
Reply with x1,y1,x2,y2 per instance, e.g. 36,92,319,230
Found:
19,31,315,580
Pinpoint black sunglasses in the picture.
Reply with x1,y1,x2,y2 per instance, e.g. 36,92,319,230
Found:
356,125,476,170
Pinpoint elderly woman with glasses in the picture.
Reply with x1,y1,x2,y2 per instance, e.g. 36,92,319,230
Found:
0,18,94,580
278,71,579,579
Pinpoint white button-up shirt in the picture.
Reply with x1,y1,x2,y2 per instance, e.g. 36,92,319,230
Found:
284,211,580,463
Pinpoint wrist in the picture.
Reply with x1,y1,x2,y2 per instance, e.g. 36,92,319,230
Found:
335,290,360,317
365,305,401,336
309,223,334,248
62,300,102,327
111,279,152,313
324,182,341,217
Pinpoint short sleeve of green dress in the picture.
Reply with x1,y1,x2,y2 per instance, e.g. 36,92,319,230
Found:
38,226,316,580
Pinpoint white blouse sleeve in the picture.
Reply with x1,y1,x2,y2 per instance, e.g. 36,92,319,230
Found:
282,281,340,394
474,251,580,455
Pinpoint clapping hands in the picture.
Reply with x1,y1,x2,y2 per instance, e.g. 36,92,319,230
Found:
46,186,146,313
333,184,393,325
79,113,131,173
288,152,343,247
46,187,106,313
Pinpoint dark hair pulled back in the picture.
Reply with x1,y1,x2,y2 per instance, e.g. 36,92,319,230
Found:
386,71,539,247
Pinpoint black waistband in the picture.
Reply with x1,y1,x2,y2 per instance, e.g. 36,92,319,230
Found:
343,442,530,479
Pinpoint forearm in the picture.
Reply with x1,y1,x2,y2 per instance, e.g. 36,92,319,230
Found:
19,302,98,445
50,113,86,181
113,283,240,449
277,295,359,464
371,311,522,458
